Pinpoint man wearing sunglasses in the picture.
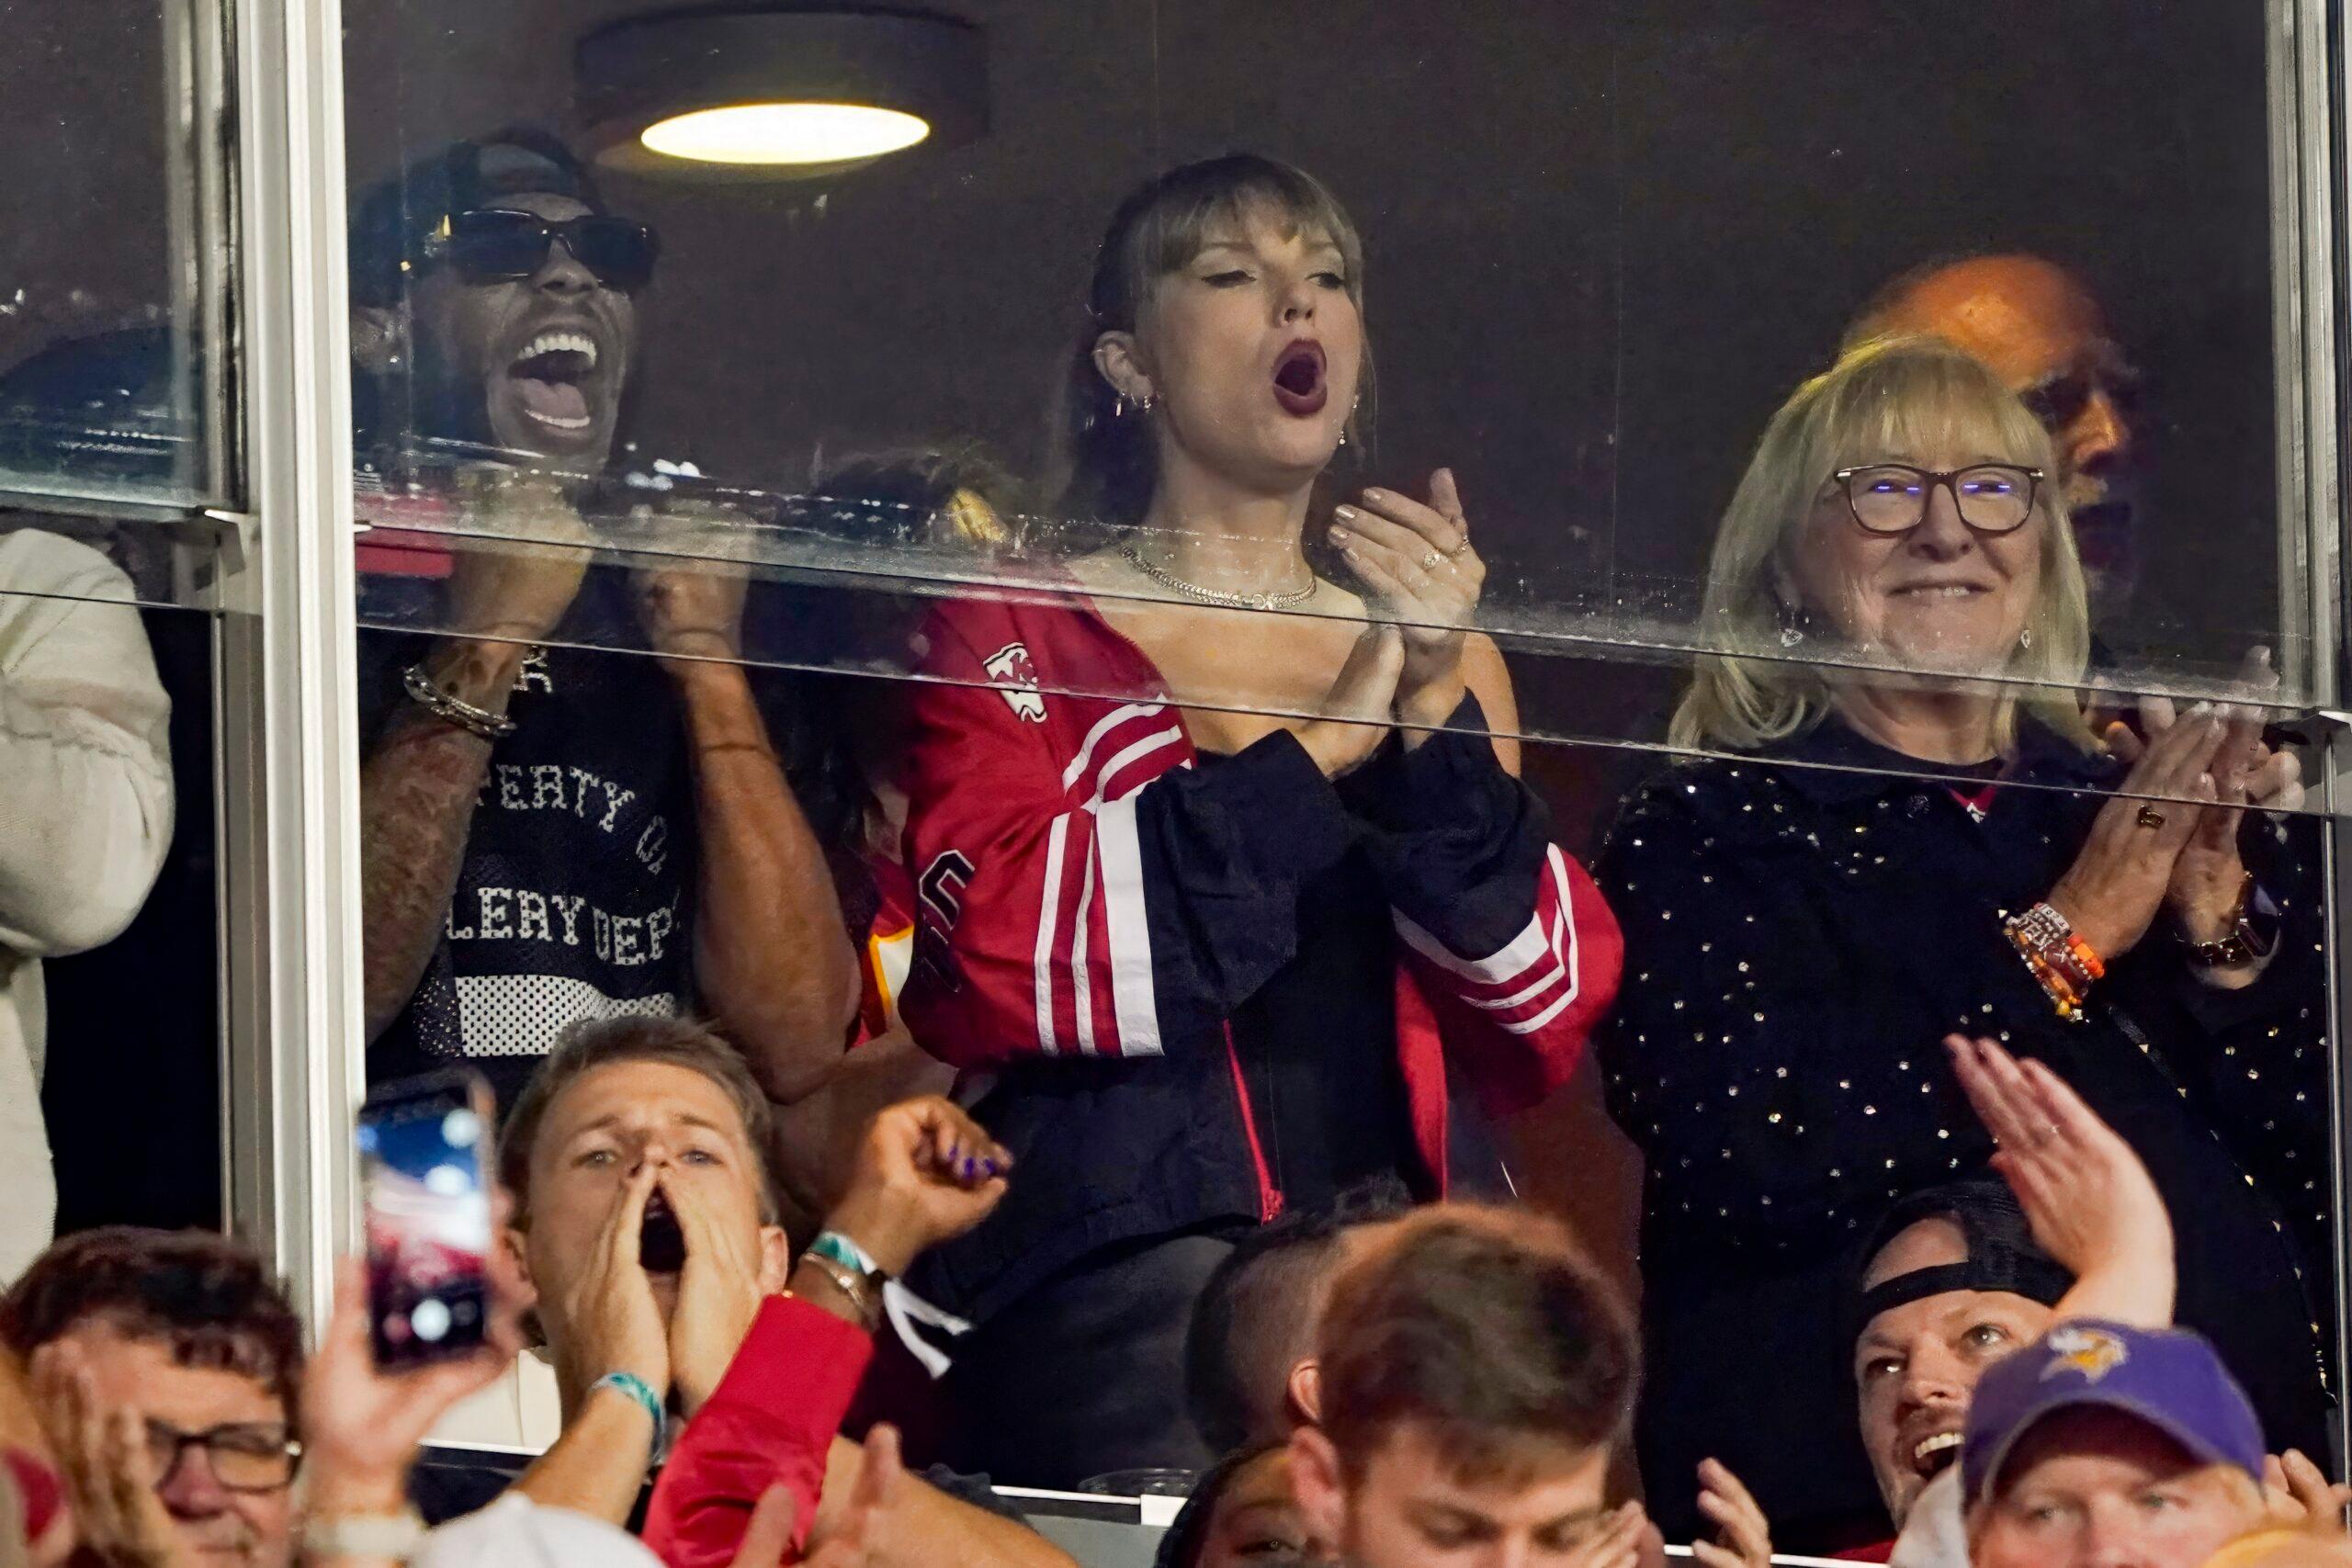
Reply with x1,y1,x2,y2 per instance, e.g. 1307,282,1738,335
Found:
1846,254,2143,620
347,130,863,1120
0,1226,306,1568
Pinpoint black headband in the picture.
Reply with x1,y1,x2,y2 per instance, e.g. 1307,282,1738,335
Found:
1851,1179,2073,1345
1856,1255,2072,1326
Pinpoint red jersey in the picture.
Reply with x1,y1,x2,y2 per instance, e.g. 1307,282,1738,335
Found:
892,587,1621,1317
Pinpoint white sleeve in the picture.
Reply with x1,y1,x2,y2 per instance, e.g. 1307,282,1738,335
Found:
413,1493,662,1568
1888,1467,1968,1568
0,530,174,958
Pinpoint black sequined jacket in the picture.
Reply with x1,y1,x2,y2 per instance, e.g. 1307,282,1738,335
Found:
1595,719,2333,1547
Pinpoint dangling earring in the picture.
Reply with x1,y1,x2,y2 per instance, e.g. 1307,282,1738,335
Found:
1138,392,1157,413
2018,626,2034,652
1113,391,1133,420
1775,595,1807,649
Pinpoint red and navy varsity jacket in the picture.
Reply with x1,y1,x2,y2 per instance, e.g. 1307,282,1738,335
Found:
894,588,1622,1323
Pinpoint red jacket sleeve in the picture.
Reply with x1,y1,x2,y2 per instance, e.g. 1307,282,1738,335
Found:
896,612,1355,1067
642,1295,874,1568
1399,840,1623,1113
1344,695,1623,1114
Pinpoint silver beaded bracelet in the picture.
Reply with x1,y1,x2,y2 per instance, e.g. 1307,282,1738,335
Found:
401,663,516,741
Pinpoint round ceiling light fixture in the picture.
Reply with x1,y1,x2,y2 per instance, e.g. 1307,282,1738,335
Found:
577,7,987,181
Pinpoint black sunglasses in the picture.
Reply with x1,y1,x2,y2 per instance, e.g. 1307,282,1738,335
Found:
425,209,661,292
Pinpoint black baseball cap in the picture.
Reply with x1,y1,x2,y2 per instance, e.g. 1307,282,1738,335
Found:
347,127,607,308
1853,1179,2072,1344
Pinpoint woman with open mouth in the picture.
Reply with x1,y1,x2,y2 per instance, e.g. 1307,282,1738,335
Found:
1594,335,2330,1547
885,154,1623,1485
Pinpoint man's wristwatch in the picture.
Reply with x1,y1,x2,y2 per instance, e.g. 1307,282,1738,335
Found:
302,1508,426,1559
2181,874,2280,968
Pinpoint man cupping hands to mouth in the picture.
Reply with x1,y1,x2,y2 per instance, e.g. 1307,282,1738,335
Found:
491,1017,1071,1568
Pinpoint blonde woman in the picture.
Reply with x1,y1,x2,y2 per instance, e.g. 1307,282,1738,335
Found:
1594,338,2328,1545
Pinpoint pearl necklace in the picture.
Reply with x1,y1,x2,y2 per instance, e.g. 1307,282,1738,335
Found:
1119,543,1317,612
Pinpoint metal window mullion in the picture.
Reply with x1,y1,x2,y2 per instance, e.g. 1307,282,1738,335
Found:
2299,0,2352,1492
219,0,361,1329
163,0,237,503
2270,0,2342,708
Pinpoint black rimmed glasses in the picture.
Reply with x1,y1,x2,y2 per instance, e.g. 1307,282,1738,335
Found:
1831,463,2044,536
141,1419,302,1493
424,209,662,292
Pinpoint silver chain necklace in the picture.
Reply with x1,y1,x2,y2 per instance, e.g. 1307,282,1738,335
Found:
1119,543,1317,612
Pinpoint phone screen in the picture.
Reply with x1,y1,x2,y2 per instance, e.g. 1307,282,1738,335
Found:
358,1070,492,1369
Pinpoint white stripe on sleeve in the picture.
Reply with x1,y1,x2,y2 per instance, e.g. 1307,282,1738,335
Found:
1070,847,1102,1056
1092,791,1163,1058
1034,815,1068,1056
1060,703,1168,791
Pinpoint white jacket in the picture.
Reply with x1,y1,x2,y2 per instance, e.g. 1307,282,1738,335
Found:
0,529,173,1280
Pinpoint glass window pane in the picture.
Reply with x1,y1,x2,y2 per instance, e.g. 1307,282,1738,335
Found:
340,0,2345,1535
339,0,2313,811
0,0,224,508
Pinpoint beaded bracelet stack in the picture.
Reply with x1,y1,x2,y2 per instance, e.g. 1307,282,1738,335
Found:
2003,902,2105,1021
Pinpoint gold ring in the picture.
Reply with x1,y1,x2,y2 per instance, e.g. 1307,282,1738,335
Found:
1420,550,1442,571
2136,805,2166,829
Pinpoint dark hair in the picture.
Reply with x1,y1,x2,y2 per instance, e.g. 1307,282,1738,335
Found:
746,440,1033,937
0,1228,304,1421
498,1015,783,1224
1046,153,1371,527
1185,1177,1414,1453
1317,1204,1637,1483
796,442,1028,548
1152,1439,1290,1568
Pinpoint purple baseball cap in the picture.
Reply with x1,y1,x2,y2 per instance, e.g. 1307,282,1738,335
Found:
1961,1320,2266,1507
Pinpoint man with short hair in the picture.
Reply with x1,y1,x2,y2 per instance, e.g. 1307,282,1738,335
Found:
1287,1204,1645,1568
487,1014,1074,1568
0,1226,304,1568
1182,1178,1410,1458
1962,1322,2270,1568
1844,254,2142,617
1852,1034,2178,1558
1852,1180,2072,1550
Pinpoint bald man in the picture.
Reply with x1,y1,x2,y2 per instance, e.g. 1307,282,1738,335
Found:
1848,255,2141,617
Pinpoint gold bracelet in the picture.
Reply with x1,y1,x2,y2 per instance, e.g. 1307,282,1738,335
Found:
800,1252,882,1331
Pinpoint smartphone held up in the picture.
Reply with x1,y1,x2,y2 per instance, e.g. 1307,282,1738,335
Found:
358,1069,495,1371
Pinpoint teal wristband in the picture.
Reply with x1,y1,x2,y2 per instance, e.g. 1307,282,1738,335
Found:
809,1229,883,1279
592,1371,669,1466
